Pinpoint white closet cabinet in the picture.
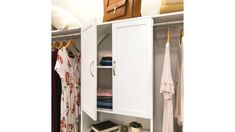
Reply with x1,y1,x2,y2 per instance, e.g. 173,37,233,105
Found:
81,17,153,132
112,18,153,119
81,19,97,121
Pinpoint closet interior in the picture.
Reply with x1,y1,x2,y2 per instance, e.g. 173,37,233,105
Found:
52,12,183,132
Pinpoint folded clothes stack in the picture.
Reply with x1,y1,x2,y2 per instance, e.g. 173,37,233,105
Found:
97,88,112,109
100,56,112,66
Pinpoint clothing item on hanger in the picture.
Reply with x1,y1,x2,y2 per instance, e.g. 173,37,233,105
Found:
54,47,81,132
52,48,62,132
160,42,175,132
174,36,184,126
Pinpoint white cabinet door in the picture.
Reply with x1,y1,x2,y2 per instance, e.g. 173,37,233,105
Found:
81,19,97,121
112,18,153,119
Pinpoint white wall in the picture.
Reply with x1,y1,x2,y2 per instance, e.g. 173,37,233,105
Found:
52,0,161,24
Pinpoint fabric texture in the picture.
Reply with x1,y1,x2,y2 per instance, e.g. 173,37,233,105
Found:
99,60,112,66
55,47,81,132
97,96,112,100
52,49,61,132
174,36,184,126
97,88,112,97
97,101,113,109
52,4,82,30
100,56,112,66
160,43,175,132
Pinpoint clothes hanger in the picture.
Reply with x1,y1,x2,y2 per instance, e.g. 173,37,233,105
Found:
53,41,61,49
58,41,66,49
65,39,80,55
51,42,55,48
64,39,74,48
60,40,76,58
167,26,170,46
180,26,184,44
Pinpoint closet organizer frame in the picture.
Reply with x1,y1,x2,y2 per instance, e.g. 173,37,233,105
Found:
51,12,184,132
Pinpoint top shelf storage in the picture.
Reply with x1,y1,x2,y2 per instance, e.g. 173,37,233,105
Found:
51,12,183,38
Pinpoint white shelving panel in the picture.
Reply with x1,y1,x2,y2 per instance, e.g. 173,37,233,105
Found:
97,108,113,114
97,66,112,69
53,13,184,132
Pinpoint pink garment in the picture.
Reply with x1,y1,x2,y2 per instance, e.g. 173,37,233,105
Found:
97,88,112,97
174,36,184,126
160,43,175,132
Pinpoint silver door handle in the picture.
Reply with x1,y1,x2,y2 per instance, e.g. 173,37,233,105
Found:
90,60,94,77
113,61,116,76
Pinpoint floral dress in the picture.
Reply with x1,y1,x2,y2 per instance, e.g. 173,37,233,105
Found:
55,47,81,132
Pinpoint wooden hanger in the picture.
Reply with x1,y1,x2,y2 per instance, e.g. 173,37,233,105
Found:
51,42,55,48
66,39,80,54
180,27,184,44
65,39,75,48
53,41,61,49
58,41,67,49
60,40,75,58
167,27,170,46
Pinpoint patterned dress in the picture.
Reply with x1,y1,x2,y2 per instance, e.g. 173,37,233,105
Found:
55,47,81,132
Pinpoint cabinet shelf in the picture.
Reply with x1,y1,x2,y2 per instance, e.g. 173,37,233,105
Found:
97,108,113,114
97,66,112,69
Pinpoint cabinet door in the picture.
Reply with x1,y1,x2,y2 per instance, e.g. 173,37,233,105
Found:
112,18,153,119
81,19,97,121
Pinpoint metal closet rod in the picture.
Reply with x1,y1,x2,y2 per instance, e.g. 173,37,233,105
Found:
52,20,183,39
52,32,81,39
153,20,183,27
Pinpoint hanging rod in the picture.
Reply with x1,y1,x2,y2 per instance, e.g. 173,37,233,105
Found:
52,28,81,39
52,20,183,39
153,20,183,27
52,32,81,39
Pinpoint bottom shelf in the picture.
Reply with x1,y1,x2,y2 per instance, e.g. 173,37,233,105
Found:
82,110,151,132
97,108,113,114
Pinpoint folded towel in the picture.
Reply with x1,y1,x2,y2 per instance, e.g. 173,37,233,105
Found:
100,60,112,66
97,99,112,103
101,57,112,61
97,88,112,97
97,101,112,109
97,96,112,100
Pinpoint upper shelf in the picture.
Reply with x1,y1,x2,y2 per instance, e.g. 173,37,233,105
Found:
153,11,183,24
51,12,183,38
52,27,81,39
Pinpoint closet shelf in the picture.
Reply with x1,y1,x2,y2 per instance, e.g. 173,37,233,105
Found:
97,66,112,69
97,108,113,114
51,27,81,39
153,11,183,24
51,12,183,39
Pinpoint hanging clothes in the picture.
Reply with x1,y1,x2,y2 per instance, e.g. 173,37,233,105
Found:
175,36,184,126
55,47,81,132
52,48,62,132
160,42,175,132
